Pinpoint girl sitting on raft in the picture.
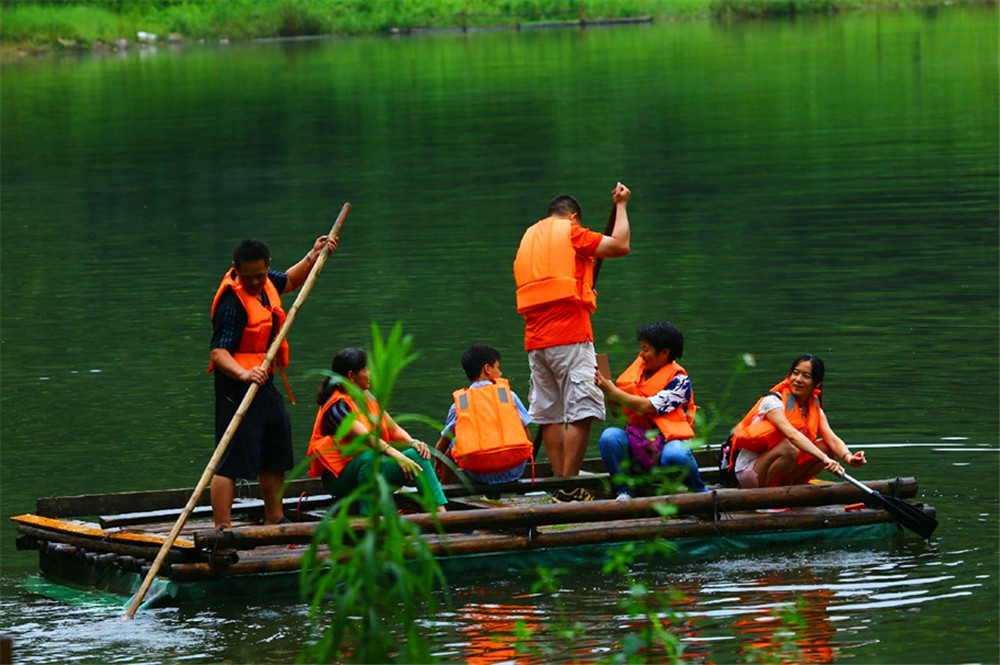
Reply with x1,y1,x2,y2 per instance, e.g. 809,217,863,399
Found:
728,354,866,488
307,347,447,512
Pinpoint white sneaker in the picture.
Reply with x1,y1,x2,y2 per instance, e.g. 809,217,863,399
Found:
615,492,632,502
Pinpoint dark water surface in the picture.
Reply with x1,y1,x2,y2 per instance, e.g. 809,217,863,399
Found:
2,6,997,663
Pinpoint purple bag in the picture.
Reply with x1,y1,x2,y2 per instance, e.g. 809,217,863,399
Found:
626,425,665,471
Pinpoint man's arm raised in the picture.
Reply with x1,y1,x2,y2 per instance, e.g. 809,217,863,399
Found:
283,235,339,293
594,182,631,259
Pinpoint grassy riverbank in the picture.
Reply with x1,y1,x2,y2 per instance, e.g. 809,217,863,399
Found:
0,0,989,56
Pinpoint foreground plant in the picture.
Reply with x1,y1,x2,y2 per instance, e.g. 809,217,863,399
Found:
298,322,445,664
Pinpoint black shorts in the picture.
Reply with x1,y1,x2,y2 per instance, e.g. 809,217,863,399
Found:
214,379,293,480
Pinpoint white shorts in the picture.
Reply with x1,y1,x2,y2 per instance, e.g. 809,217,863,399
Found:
736,466,761,489
527,341,606,425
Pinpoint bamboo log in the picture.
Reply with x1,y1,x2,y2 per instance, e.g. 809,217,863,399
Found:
195,478,919,550
426,507,907,556
168,504,933,581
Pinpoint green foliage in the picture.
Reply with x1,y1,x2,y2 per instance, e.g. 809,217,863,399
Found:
741,598,808,664
513,566,589,664
297,321,446,664
710,0,841,16
1,0,950,52
0,3,122,46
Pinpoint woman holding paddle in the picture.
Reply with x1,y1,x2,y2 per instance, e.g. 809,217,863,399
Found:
306,347,448,513
727,354,866,488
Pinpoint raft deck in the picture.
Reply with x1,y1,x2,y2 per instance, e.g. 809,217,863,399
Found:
12,450,937,606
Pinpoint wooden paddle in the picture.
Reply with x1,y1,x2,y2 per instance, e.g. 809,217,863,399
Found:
591,200,618,285
532,200,619,457
123,202,352,619
839,470,938,539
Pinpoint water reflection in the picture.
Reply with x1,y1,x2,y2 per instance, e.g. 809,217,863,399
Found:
1,4,997,664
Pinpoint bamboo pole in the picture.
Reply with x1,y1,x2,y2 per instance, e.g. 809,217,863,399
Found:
123,203,352,619
194,477,919,550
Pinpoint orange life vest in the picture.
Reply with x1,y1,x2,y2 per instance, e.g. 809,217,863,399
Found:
307,389,391,478
731,379,822,459
209,268,290,373
451,379,533,473
209,268,293,400
513,217,597,314
616,355,697,440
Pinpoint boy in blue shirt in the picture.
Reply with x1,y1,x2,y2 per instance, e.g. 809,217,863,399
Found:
434,345,533,485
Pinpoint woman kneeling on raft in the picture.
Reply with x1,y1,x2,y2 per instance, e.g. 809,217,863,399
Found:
306,348,448,513
728,354,867,488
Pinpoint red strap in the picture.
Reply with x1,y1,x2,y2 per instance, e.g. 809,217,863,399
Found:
280,366,296,404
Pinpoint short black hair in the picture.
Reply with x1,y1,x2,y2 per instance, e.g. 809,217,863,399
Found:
461,344,501,382
789,354,825,386
316,347,368,405
547,194,582,218
232,239,271,268
636,321,684,360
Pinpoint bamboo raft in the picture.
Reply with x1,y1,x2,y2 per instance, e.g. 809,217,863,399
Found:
12,448,937,607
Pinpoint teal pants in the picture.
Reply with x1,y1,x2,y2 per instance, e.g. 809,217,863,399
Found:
322,448,448,511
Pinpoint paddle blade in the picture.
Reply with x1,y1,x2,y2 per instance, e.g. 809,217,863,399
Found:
867,490,939,539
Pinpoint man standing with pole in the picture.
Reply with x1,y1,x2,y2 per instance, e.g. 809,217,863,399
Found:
513,183,631,501
124,204,350,619
123,203,351,619
208,232,339,529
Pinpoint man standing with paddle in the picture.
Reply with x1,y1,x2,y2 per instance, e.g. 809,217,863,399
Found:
513,183,631,501
209,235,338,529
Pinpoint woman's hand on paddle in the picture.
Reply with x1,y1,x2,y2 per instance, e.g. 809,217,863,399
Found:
242,366,269,386
410,440,431,460
822,456,845,476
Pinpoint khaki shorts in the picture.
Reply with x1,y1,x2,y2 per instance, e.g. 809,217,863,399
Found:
527,341,606,425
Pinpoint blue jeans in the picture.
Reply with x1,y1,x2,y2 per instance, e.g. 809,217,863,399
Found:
599,427,707,494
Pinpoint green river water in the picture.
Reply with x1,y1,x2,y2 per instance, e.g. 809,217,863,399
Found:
1,6,997,663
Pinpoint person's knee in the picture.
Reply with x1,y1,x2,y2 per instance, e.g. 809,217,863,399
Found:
599,428,627,455
658,439,692,468
773,441,798,465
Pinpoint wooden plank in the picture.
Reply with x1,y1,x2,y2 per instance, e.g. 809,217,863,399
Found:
13,523,200,563
11,514,196,548
35,478,326,518
439,473,607,498
98,493,335,528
